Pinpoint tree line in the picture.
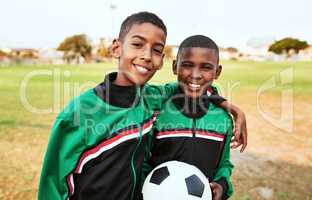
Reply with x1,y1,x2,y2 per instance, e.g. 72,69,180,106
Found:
56,34,309,63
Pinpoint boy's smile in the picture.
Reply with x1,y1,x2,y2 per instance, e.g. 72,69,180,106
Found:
173,47,221,99
112,23,166,86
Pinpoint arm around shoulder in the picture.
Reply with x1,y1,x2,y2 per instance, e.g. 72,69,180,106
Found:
144,83,178,110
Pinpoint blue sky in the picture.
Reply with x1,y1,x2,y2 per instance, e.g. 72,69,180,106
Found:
1,0,311,50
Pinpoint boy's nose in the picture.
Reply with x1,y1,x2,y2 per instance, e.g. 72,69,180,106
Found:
141,48,152,62
191,68,202,79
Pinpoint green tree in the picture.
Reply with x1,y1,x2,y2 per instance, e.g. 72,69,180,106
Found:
57,34,92,64
0,50,8,58
226,47,238,53
268,37,308,56
96,38,111,61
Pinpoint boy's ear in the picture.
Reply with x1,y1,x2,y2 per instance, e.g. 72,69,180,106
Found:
172,60,177,75
111,39,121,58
215,65,222,79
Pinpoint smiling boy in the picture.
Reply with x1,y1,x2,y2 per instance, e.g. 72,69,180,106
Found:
38,12,173,200
149,35,236,200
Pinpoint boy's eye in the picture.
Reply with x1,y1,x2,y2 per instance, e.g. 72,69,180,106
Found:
132,43,143,47
202,66,213,70
181,63,193,67
201,64,215,70
153,48,163,54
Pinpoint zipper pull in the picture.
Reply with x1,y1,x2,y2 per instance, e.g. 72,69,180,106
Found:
192,118,196,137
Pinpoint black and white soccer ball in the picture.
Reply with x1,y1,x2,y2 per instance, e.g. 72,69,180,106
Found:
142,161,212,200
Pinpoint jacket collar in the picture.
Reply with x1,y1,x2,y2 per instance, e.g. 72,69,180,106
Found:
171,86,211,119
94,72,140,108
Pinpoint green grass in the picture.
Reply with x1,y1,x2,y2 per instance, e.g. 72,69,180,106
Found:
219,60,312,93
0,60,311,130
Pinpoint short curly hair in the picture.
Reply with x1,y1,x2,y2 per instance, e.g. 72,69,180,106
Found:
177,35,219,62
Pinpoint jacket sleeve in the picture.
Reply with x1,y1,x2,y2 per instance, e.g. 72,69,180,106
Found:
143,83,178,111
213,120,234,199
209,85,227,107
38,110,85,200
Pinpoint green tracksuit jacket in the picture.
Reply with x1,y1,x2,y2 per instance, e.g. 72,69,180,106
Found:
38,73,176,200
149,87,234,199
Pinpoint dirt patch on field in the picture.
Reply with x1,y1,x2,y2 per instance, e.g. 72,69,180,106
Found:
231,151,312,200
0,126,49,199
229,91,312,200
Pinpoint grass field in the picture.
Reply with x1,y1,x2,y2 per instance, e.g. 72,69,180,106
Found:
0,60,311,199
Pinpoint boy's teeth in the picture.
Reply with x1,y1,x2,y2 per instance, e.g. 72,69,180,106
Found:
188,83,200,91
189,83,200,88
135,65,149,74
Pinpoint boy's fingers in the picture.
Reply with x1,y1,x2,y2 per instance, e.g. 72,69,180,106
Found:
232,127,237,138
234,113,247,153
240,127,248,152
209,182,222,200
230,141,242,149
231,130,243,150
240,139,246,152
233,126,240,141
231,136,235,142
230,134,242,148
232,115,247,151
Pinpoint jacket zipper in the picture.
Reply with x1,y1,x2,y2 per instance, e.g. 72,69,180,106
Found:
191,117,196,164
130,89,143,200
130,124,142,200
192,118,196,137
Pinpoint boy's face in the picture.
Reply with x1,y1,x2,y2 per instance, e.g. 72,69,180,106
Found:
173,47,222,99
112,22,166,86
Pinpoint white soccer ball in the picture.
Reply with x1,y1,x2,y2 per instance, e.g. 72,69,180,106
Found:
142,161,212,200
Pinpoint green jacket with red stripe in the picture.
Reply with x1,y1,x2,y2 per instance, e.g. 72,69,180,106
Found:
38,73,177,200
149,87,234,199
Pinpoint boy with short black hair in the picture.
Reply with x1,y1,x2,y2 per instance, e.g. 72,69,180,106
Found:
39,11,173,200
149,35,236,200
39,12,245,200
